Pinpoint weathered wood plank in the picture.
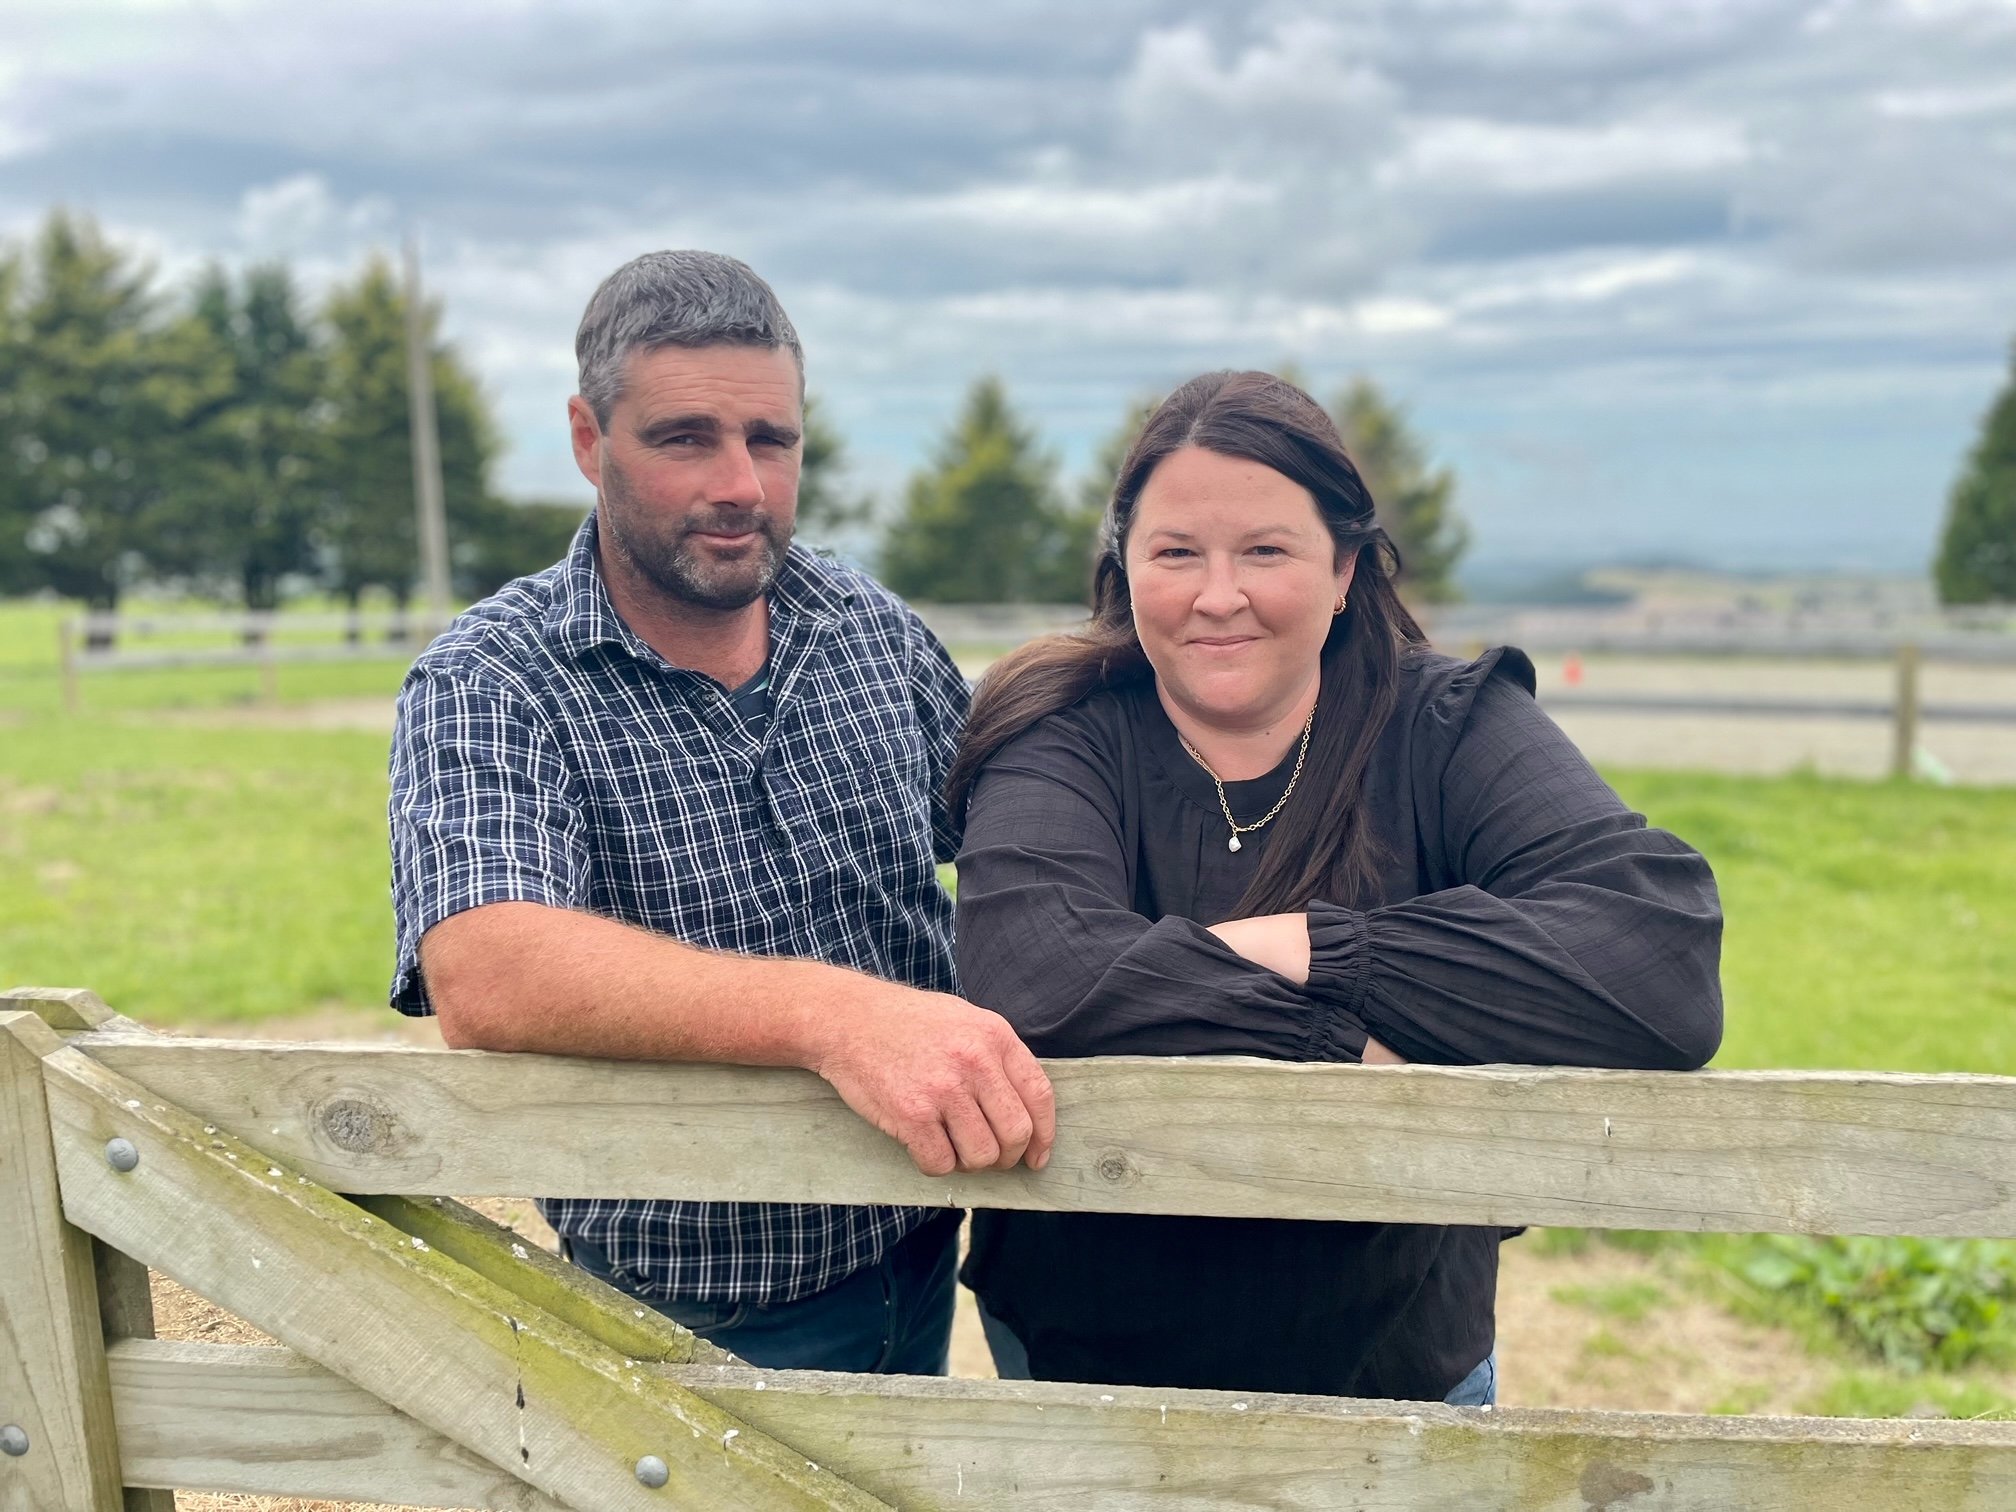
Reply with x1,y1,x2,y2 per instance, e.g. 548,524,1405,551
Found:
76,1036,2016,1236
356,1194,736,1367
2,986,117,1032
40,1043,896,1512
4,992,174,1509
88,1243,176,1512
0,1014,126,1511
111,1340,564,1509
108,1338,2016,1511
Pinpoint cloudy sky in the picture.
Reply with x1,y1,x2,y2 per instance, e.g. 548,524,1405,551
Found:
5,0,2015,579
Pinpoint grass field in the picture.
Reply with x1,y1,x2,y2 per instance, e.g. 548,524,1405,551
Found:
5,599,2014,1421
3,596,2012,1060
3,703,2012,1071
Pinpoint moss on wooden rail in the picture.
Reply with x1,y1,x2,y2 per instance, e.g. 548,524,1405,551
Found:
13,985,2016,1511
106,1338,2016,1510
38,1040,894,1511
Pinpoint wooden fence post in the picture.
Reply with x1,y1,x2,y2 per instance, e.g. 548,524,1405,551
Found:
1891,641,1922,780
1,992,179,1510
0,1012,127,1510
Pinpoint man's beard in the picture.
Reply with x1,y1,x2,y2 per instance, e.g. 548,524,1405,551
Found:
597,454,791,612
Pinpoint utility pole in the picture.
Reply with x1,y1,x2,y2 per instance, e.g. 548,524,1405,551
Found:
403,235,452,629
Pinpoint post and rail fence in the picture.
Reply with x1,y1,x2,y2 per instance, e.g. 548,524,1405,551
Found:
55,611,452,714
54,607,2016,782
4,984,2015,1510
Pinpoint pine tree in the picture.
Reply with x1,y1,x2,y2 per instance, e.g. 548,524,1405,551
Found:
793,393,874,546
1936,345,2016,605
1331,377,1467,603
0,241,32,596
1050,395,1160,603
1,212,219,626
178,263,329,614
319,256,496,619
880,377,1067,602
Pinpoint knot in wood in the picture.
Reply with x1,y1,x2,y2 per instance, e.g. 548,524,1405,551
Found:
1096,1149,1137,1184
317,1094,399,1155
1578,1460,1654,1509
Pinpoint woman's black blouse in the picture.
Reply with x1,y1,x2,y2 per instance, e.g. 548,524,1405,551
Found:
954,645,1723,1401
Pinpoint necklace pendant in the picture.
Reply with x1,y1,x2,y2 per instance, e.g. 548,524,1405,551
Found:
1227,834,1242,853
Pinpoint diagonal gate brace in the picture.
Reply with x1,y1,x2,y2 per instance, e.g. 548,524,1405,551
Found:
39,1041,896,1512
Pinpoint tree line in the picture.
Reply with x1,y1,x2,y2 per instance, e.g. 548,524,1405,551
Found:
874,374,1468,605
1937,341,2016,607
1,211,1482,623
0,212,583,631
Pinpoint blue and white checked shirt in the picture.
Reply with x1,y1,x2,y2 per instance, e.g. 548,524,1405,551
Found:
388,513,968,1304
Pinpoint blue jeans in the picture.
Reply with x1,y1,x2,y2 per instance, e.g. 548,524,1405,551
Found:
569,1211,960,1374
1442,1349,1498,1407
979,1304,1498,1406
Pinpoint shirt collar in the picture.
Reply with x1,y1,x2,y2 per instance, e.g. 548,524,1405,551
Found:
543,510,852,663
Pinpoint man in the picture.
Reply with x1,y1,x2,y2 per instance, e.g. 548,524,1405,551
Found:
387,250,1054,1374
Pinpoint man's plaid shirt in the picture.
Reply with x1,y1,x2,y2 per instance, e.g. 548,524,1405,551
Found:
388,513,967,1305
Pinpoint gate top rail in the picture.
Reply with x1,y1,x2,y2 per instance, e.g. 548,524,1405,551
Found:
69,1033,2016,1238
8,990,2016,1512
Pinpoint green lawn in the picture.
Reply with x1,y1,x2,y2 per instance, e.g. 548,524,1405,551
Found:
0,702,2009,1062
0,594,419,717
1610,771,2016,1074
3,599,2012,1056
3,716,399,1022
5,602,2013,1412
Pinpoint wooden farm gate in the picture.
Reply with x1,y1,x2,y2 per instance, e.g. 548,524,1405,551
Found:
3,984,2014,1510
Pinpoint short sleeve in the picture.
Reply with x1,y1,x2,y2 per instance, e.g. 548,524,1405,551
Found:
387,667,593,1014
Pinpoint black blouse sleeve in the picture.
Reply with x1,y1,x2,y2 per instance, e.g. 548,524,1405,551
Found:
955,708,1369,1062
1318,667,1724,1070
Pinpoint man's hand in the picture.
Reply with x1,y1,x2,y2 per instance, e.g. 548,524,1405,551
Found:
423,903,1056,1178
810,991,1056,1178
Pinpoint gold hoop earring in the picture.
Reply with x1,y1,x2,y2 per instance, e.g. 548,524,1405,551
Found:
1334,594,1347,615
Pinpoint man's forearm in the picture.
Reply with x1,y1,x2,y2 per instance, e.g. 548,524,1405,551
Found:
422,900,862,1068
421,899,1056,1176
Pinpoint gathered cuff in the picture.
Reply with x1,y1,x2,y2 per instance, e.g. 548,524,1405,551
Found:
1301,901,1373,1061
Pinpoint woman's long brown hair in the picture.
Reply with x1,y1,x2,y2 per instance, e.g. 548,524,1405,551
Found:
946,369,1425,915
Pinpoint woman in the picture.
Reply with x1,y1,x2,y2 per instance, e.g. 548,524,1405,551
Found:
948,370,1722,1405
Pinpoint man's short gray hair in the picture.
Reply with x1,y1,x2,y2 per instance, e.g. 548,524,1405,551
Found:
575,250,803,425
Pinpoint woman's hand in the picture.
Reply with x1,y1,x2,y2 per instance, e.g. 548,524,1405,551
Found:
1360,1035,1407,1065
1207,913,1409,1064
1206,913,1311,984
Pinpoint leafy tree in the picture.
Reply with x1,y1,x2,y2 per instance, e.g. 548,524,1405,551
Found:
319,256,497,619
881,377,1071,603
177,262,329,615
1330,377,1467,603
1936,345,2016,605
1,212,221,628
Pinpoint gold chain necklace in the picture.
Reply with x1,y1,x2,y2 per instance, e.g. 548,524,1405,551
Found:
1178,704,1316,853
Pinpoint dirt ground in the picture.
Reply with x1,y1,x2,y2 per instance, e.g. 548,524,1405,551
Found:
1530,652,2016,784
